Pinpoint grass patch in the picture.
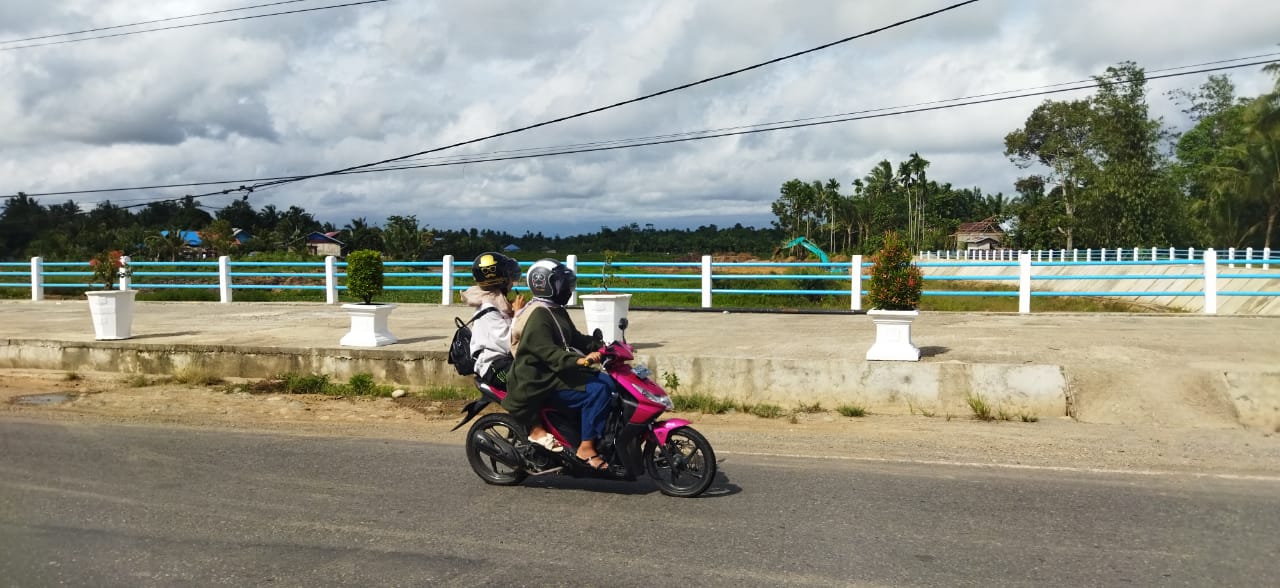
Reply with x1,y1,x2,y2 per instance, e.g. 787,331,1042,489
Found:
1019,413,1039,423
795,401,824,414
282,373,330,394
419,386,472,401
748,403,785,419
966,394,995,421
671,392,736,414
996,408,1014,421
124,374,153,387
173,366,223,386
837,404,867,417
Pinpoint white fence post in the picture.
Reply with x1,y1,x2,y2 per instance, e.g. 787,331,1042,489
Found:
1168,246,1175,260
441,255,454,306
1246,247,1254,269
218,256,232,303
324,256,338,305
118,255,131,291
1150,247,1157,262
1265,247,1272,270
700,255,713,308
1086,249,1092,262
1188,247,1196,261
1203,249,1217,315
1228,247,1236,268
1132,247,1139,262
566,254,578,306
851,255,863,311
1019,253,1032,314
30,256,44,301
1072,249,1078,262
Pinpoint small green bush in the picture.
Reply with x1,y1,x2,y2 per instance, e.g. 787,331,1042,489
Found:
867,231,922,311
346,373,378,396
282,373,330,394
344,249,385,304
837,404,867,417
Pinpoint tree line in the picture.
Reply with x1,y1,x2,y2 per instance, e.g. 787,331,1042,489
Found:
773,62,1280,253
2,61,1276,262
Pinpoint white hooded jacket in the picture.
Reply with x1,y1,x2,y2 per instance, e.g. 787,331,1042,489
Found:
460,286,513,377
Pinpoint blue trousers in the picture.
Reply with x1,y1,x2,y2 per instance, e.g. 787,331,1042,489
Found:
553,372,615,443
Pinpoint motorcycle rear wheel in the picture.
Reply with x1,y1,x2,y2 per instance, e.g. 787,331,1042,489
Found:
465,413,528,486
644,426,716,497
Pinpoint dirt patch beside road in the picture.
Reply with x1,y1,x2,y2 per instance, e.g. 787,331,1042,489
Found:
4,368,1279,478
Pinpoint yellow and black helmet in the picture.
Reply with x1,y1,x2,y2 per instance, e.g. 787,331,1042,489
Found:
471,252,520,289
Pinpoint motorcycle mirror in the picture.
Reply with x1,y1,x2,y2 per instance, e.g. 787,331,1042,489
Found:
592,328,603,341
618,317,628,331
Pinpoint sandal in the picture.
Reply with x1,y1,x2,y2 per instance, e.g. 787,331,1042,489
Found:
528,433,565,453
578,454,609,471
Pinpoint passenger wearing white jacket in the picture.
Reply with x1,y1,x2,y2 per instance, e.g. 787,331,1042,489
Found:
462,252,524,389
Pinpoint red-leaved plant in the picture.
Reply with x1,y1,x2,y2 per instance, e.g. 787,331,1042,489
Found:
89,250,132,290
867,232,923,311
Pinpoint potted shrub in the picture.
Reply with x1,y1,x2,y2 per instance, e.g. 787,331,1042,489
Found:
865,232,923,361
579,250,631,343
339,249,398,347
85,249,136,340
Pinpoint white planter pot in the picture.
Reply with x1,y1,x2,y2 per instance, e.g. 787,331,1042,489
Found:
579,293,632,343
865,309,920,361
339,303,398,347
86,290,138,340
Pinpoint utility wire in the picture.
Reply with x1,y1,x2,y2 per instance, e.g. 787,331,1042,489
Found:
231,0,985,193
0,0,388,51
15,51,1276,203
0,0,314,45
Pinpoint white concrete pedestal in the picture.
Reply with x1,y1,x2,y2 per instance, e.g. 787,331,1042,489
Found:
580,293,631,343
339,303,398,347
86,290,138,340
865,309,920,361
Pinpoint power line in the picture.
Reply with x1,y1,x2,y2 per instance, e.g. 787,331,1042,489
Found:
0,0,389,51
231,0,985,194
0,1,314,45
16,52,1275,204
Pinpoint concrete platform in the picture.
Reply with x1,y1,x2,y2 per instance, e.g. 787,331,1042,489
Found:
1,300,1277,429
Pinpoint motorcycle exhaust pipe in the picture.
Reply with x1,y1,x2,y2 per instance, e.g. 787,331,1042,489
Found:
473,430,523,468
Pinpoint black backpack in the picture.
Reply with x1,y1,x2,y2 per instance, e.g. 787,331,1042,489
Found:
448,307,498,376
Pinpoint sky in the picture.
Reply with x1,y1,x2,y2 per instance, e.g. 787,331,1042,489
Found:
1,0,1278,236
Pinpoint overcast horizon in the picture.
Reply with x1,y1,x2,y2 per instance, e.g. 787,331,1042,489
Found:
2,0,1278,235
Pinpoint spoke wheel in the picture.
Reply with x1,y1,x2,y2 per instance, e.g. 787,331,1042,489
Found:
644,426,716,497
465,413,528,486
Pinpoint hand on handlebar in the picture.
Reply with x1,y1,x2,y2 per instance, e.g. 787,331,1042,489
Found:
576,351,603,367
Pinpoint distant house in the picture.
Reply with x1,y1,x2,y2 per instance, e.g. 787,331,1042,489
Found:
231,228,252,244
160,230,204,247
954,217,1005,250
306,231,345,257
503,244,520,252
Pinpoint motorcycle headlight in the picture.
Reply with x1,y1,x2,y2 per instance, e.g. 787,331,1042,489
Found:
637,385,674,410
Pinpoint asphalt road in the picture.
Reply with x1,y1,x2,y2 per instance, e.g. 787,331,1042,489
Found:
1,419,1277,587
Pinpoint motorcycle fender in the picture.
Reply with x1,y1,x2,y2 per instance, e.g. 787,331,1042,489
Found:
652,419,692,445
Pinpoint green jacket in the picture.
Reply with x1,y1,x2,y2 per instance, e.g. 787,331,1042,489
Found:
501,304,600,426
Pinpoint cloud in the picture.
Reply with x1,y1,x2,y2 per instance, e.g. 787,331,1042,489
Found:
1,0,1277,236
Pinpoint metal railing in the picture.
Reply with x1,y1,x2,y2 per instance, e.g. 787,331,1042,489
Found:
4,249,1278,313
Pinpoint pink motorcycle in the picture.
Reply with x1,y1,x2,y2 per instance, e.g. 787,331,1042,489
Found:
453,319,717,497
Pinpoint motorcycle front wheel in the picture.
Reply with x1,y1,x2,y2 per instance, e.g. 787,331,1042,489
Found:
644,426,716,497
465,413,528,486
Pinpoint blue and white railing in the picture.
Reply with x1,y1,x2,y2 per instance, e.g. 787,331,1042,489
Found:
3,249,1277,314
